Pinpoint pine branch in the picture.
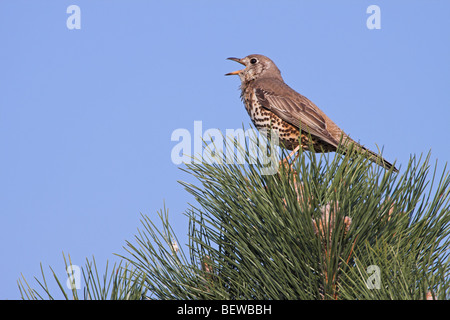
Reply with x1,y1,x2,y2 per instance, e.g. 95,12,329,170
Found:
18,128,450,300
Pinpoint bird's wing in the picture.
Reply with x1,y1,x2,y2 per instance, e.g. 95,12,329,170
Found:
254,79,340,147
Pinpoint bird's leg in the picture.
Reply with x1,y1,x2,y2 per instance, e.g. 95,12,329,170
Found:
287,145,300,162
279,145,300,188
278,145,305,209
280,145,300,169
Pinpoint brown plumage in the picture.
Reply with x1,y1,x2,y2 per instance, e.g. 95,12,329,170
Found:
226,54,398,172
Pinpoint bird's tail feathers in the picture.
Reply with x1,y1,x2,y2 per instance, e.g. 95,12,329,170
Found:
341,138,399,173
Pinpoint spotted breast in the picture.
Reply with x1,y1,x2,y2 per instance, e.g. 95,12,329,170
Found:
242,86,335,152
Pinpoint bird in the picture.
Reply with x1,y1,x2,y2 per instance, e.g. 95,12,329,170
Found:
225,54,398,172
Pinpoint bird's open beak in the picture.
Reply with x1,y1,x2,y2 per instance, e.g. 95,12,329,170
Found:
225,57,245,76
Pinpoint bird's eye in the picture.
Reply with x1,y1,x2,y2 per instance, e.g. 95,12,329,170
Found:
250,58,258,64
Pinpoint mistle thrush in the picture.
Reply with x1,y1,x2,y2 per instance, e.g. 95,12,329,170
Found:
226,54,398,172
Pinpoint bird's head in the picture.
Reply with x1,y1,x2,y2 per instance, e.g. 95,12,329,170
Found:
225,54,282,82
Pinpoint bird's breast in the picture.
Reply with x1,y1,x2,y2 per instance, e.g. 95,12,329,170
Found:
241,88,300,150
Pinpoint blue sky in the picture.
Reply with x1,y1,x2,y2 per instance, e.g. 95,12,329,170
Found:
1,1,449,299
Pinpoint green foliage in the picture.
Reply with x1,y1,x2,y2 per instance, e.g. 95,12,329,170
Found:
18,136,450,300
18,253,146,300
179,146,450,299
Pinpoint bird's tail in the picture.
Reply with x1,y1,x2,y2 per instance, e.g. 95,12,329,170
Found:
343,139,399,173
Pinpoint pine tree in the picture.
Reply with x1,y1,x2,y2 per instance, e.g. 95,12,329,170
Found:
18,132,450,300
